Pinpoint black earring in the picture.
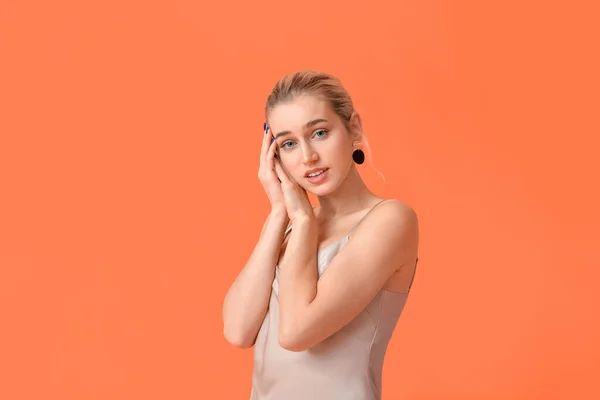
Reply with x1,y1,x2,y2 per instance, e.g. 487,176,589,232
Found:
352,149,365,164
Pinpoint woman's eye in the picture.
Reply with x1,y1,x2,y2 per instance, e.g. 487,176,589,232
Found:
282,141,295,148
314,129,328,138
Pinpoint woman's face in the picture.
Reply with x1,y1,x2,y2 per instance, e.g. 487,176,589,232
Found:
267,95,356,196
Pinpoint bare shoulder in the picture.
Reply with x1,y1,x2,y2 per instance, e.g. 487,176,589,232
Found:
350,198,419,260
378,198,417,216
315,198,419,302
360,198,419,234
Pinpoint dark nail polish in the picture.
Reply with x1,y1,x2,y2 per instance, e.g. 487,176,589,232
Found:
264,122,267,133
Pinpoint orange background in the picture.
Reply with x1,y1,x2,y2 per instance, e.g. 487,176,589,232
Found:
1,1,598,399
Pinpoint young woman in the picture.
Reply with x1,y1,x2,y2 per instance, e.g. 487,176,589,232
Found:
222,70,420,400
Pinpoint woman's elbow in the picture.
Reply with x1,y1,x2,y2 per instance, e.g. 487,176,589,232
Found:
278,330,311,352
223,327,255,349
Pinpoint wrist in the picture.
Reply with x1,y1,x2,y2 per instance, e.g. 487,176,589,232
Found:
289,214,318,254
291,213,316,228
270,206,289,221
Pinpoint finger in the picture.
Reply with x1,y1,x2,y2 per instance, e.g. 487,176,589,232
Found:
265,138,278,171
260,123,270,160
276,159,298,188
273,158,290,185
302,186,310,200
277,158,295,184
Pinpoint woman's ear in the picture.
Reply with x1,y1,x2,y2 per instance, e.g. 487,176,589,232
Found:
348,112,363,141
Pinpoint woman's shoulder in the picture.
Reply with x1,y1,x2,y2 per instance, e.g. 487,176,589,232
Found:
359,197,419,235
376,197,417,216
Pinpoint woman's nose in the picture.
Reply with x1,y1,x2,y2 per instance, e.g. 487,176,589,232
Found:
301,147,319,165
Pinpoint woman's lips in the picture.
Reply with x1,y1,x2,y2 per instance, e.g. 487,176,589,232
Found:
305,168,329,184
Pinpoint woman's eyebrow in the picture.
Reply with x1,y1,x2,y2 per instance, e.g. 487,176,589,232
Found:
274,118,328,139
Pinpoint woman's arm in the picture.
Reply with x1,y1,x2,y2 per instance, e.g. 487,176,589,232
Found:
277,200,419,352
222,206,290,348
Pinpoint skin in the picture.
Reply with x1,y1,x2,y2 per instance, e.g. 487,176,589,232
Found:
265,94,420,352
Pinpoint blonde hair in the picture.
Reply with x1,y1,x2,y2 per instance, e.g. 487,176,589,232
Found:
265,70,385,182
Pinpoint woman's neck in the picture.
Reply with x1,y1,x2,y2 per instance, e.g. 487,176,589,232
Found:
315,166,381,220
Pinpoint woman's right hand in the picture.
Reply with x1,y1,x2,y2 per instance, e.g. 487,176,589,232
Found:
258,124,286,212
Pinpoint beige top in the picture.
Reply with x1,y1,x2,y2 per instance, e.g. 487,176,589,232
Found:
250,201,417,400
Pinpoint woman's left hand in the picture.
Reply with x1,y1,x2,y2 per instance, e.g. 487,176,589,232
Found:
273,158,314,222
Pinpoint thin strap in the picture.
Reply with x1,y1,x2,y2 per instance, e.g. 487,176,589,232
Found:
282,223,293,241
408,258,419,291
347,199,388,237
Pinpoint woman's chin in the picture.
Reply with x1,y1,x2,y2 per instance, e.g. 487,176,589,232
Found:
305,183,336,197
